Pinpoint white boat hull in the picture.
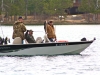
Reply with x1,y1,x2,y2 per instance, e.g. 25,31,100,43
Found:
0,43,91,56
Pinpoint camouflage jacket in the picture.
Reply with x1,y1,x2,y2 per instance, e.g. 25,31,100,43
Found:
12,21,26,40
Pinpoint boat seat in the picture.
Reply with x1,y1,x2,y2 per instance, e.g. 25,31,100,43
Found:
36,37,43,43
13,37,22,44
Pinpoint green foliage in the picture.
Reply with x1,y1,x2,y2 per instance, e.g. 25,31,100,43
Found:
0,0,25,16
78,0,100,14
1,0,100,17
0,0,73,16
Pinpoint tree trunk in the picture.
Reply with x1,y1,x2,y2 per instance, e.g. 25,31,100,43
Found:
25,0,28,20
11,16,12,21
87,13,90,23
14,15,17,21
34,12,36,20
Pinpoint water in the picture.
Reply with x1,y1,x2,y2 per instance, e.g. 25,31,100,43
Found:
0,25,100,75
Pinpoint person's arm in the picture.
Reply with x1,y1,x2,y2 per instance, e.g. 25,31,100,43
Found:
31,36,36,43
28,35,36,43
21,23,26,32
44,20,48,33
25,30,29,39
44,21,46,32
25,32,36,43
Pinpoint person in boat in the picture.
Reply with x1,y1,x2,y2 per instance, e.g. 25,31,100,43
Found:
45,21,57,42
0,36,10,45
12,16,26,44
25,30,36,43
4,37,10,44
0,36,4,45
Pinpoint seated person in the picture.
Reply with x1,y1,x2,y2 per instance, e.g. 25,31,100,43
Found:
25,30,36,43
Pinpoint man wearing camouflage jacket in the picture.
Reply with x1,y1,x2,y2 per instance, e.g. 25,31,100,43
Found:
12,17,26,44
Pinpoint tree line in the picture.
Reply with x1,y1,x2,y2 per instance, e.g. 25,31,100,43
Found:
0,0,73,21
0,0,100,22
78,0,100,23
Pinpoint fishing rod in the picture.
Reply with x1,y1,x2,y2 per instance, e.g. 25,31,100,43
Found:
0,0,10,44
33,31,45,32
0,21,10,44
26,29,45,33
0,20,4,38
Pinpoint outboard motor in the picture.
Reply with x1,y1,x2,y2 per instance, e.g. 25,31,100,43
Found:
81,37,87,41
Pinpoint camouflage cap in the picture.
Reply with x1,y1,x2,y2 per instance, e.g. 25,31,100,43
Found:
18,16,23,19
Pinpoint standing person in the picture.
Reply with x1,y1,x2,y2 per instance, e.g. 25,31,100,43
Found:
46,21,57,42
25,30,36,43
12,16,26,44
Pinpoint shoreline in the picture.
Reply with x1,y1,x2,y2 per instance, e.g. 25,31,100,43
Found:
1,23,100,26
1,14,100,25
1,20,100,26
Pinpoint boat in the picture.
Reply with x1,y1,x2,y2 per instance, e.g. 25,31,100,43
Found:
0,1,94,56
0,21,95,56
0,37,94,56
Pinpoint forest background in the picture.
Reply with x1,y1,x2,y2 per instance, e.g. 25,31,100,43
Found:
0,0,100,25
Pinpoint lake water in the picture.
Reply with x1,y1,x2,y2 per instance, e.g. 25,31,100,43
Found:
0,25,100,75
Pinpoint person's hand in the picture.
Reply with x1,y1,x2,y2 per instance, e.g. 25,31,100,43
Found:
27,30,29,32
45,32,48,34
54,38,57,41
